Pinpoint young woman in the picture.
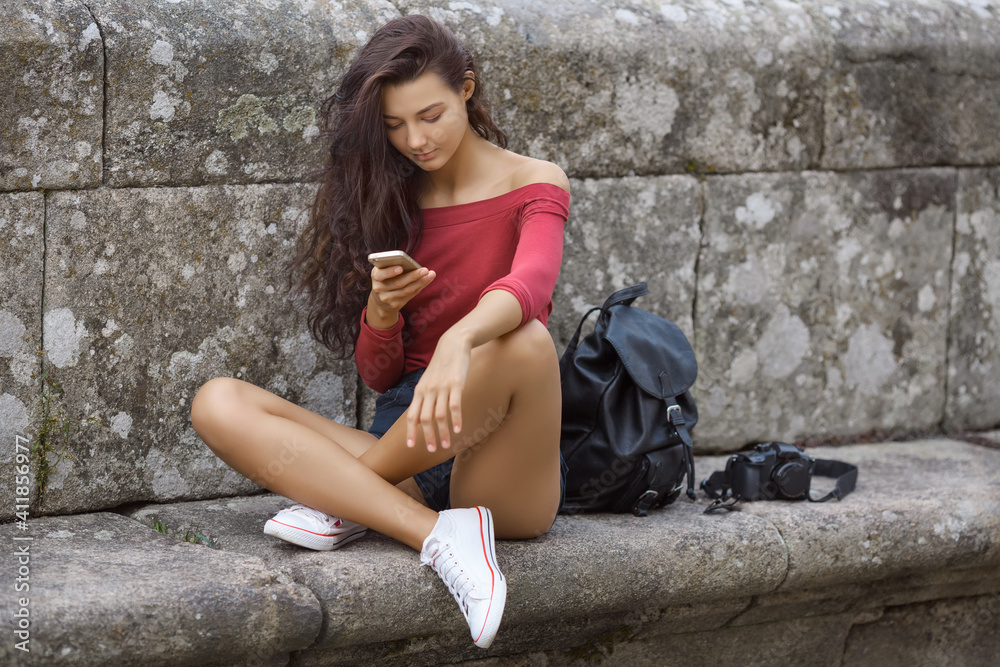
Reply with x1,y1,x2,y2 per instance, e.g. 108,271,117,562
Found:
190,15,570,649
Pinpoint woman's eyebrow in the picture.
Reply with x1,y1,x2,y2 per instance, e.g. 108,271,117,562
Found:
382,102,443,119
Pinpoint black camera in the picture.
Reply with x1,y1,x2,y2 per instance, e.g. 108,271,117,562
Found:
707,442,814,501
730,442,815,500
701,442,859,512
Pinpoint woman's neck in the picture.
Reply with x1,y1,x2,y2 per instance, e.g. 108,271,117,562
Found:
424,128,503,202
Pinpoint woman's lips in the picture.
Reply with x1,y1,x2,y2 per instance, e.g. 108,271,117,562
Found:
413,150,436,161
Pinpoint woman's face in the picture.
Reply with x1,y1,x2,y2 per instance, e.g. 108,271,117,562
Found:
381,70,474,172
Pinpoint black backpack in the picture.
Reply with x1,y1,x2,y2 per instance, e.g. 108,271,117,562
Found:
558,283,698,516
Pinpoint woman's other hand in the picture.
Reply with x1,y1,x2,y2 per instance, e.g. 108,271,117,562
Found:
404,290,523,452
367,264,436,328
406,329,471,452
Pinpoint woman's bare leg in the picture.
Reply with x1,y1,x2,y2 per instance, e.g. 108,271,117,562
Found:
449,321,563,537
359,319,563,538
190,379,440,550
191,319,562,547
200,385,428,505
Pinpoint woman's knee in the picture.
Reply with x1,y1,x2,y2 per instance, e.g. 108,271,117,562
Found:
189,376,244,436
498,319,558,369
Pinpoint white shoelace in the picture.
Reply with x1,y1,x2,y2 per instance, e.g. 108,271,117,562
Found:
424,546,477,614
285,504,334,525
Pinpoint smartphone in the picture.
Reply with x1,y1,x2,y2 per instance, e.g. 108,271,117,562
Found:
368,250,422,273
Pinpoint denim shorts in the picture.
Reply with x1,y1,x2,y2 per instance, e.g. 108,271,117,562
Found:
368,367,568,514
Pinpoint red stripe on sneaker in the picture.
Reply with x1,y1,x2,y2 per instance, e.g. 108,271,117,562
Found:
268,519,348,538
474,507,496,644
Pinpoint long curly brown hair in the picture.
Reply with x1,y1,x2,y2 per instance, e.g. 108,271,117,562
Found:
286,15,507,359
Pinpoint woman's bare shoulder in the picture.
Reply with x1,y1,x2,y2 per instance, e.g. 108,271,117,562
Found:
509,155,570,194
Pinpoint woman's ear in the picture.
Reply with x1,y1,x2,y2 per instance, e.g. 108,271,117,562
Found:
462,71,476,101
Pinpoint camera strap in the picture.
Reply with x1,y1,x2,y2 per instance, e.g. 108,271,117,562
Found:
808,458,858,502
701,457,858,514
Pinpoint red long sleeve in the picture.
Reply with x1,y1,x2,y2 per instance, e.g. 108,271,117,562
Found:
354,182,570,392
354,306,405,393
480,197,567,326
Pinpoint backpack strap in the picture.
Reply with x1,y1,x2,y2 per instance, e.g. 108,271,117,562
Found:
564,306,602,357
632,448,675,517
660,372,697,502
632,398,697,517
564,282,652,355
667,402,697,501
600,282,649,310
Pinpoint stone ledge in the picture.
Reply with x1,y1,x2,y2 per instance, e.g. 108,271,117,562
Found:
2,439,995,666
0,512,322,667
841,593,1000,667
720,440,1000,591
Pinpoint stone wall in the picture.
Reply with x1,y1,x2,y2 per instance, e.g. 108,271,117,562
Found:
1,0,998,520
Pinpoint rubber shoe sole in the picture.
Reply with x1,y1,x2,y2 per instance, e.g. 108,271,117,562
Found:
470,507,505,648
263,516,367,551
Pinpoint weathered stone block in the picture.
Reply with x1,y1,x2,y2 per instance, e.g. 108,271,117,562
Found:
812,0,1000,169
699,441,1000,593
0,0,103,190
397,0,828,178
89,0,399,187
124,491,786,666
550,175,701,351
946,168,1000,430
40,183,357,515
981,430,1000,446
842,594,1000,667
695,169,954,451
358,381,378,434
589,612,861,667
731,563,1000,627
1,193,44,521
455,612,862,667
0,512,322,666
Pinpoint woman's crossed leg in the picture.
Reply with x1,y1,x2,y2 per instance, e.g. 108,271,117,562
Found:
189,319,562,548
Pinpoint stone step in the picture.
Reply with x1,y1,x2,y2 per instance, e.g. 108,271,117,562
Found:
2,439,998,666
0,512,321,666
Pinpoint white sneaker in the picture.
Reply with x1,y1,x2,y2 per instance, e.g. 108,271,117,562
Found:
263,504,367,551
420,506,507,649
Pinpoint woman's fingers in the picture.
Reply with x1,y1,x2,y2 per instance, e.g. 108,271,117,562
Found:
374,266,433,290
372,267,436,311
405,394,421,448
406,387,441,452
420,393,439,452
435,392,451,449
406,394,439,451
449,389,463,435
406,384,462,453
370,264,404,283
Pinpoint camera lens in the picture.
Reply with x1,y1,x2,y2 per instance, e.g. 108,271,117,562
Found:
774,462,809,499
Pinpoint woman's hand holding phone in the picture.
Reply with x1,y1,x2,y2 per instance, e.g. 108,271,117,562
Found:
366,249,474,453
366,251,435,327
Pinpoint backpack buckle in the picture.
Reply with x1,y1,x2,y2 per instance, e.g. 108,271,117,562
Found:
632,489,659,517
667,404,684,426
